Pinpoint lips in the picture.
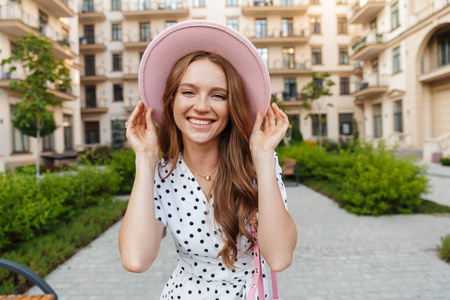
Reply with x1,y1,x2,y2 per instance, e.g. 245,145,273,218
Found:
188,118,214,125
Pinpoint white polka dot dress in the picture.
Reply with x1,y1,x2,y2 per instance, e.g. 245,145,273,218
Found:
153,152,288,300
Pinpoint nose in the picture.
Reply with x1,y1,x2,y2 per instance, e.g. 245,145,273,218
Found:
193,93,209,112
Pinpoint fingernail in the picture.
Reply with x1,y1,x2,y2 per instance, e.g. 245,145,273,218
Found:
150,107,154,113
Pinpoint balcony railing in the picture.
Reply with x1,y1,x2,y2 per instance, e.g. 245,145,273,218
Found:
0,3,76,52
245,28,308,39
81,66,106,77
79,35,106,45
124,33,152,43
421,50,450,74
347,0,386,24
352,31,383,53
351,73,387,94
243,0,307,7
78,1,104,13
269,60,310,70
123,0,187,11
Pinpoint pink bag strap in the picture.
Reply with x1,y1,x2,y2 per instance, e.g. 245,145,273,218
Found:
246,213,279,300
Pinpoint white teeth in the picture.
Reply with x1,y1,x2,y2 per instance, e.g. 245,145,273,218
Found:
189,118,213,125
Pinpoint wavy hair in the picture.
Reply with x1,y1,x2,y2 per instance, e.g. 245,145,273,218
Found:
158,51,258,269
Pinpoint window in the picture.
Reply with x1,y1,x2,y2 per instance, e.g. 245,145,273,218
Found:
281,18,293,37
310,17,321,34
310,0,320,4
84,55,96,76
394,100,403,132
139,0,150,10
283,78,297,101
193,0,205,7
85,121,100,144
83,0,94,12
391,2,399,30
312,114,327,137
282,48,295,69
373,104,382,138
112,54,122,71
113,84,123,101
339,48,349,65
10,106,29,153
11,42,19,57
282,0,293,5
340,77,349,95
437,30,450,68
112,23,122,41
140,22,151,41
339,113,353,136
227,18,239,31
63,114,73,151
111,0,121,10
255,19,267,38
312,47,322,65
111,120,126,146
337,17,347,34
139,52,145,62
372,58,379,73
85,85,96,108
257,48,268,68
84,25,95,44
336,0,347,4
42,133,55,152
227,0,237,6
166,21,177,28
393,47,401,73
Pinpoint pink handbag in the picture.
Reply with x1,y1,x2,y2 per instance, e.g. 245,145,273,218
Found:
246,214,280,300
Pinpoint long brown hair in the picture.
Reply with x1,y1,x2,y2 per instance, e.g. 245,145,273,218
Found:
159,51,258,269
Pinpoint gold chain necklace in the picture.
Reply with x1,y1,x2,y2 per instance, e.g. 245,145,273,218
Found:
183,156,218,181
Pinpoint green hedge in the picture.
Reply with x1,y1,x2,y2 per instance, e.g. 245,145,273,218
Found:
109,148,136,194
0,167,121,252
441,158,450,166
277,141,429,216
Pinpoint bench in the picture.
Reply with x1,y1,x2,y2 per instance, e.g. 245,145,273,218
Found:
0,259,57,300
281,157,299,186
41,153,78,170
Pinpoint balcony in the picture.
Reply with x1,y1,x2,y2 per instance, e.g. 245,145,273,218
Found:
80,67,107,84
123,66,139,81
348,0,385,24
247,29,309,47
352,61,364,75
123,34,152,51
79,36,107,54
351,31,386,61
33,0,76,18
268,60,311,76
351,74,388,98
81,98,109,115
78,2,106,23
122,1,189,20
0,69,79,101
0,4,76,60
419,51,450,83
242,0,308,16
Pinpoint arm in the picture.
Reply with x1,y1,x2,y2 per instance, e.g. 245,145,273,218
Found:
250,103,297,272
118,101,165,273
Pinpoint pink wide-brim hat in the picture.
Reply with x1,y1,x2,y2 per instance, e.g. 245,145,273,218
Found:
138,20,271,125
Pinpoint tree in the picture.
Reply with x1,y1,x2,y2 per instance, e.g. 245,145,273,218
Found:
1,34,71,180
301,72,335,148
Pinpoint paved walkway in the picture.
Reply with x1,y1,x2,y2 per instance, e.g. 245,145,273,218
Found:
28,174,450,299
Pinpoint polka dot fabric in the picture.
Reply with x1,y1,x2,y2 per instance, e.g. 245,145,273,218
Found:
153,152,288,299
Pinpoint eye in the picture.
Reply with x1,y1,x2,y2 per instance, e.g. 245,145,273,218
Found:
181,90,195,96
212,94,227,100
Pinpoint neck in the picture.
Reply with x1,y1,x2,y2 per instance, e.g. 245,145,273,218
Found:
182,142,220,175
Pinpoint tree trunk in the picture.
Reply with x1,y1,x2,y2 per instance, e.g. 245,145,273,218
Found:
36,119,41,184
319,120,323,149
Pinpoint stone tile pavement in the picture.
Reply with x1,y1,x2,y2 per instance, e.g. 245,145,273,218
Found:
28,176,450,299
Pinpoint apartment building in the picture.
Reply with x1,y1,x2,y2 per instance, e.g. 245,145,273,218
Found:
348,0,450,161
0,0,82,171
77,0,359,150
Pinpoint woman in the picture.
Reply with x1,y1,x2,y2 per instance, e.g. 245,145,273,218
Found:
119,21,297,299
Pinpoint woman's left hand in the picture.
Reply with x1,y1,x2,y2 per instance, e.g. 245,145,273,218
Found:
249,103,290,155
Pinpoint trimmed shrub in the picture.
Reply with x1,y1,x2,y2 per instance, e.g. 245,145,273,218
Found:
109,148,136,194
438,234,450,262
0,166,121,252
441,158,450,166
78,146,115,165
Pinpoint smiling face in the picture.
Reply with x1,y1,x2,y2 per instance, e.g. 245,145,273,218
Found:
172,58,230,149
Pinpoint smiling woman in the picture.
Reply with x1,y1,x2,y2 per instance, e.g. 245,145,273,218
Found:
118,20,297,300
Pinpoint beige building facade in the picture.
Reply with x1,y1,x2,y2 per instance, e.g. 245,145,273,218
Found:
0,0,82,170
1,0,449,171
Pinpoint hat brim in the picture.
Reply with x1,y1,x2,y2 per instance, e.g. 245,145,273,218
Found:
138,20,271,125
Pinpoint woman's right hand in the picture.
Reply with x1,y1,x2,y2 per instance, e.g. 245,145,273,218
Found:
126,101,159,157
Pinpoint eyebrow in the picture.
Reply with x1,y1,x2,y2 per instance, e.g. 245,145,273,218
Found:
179,83,228,94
